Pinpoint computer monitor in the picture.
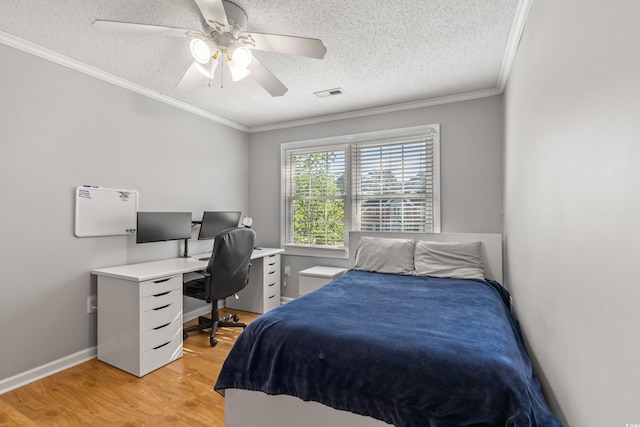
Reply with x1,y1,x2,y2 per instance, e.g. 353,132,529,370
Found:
136,212,192,244
198,211,241,240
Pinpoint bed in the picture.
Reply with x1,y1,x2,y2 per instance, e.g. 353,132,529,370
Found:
215,232,562,427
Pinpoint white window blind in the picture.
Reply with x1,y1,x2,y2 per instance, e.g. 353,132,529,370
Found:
285,145,347,248
282,124,440,253
352,134,436,232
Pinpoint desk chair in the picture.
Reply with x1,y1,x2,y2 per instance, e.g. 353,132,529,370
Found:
183,227,255,346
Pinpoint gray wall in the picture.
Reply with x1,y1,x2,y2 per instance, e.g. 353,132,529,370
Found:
504,1,640,425
0,43,249,381
248,96,504,297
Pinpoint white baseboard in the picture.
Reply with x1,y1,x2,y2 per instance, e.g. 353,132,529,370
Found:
2,298,299,395
0,346,97,395
1,302,244,395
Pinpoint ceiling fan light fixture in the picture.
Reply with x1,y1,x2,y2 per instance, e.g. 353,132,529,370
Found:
231,46,252,68
190,39,212,64
93,0,325,97
228,61,251,81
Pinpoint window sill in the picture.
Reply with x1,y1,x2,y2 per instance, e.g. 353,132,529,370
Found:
282,246,349,260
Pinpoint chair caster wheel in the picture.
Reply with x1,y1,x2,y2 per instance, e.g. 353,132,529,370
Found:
232,314,239,322
210,337,218,346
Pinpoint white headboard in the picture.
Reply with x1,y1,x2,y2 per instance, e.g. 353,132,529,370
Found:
349,232,503,283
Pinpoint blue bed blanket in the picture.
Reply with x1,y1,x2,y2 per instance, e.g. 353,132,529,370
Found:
215,270,562,427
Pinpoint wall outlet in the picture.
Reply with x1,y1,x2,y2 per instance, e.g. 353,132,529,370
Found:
284,266,291,276
87,295,97,313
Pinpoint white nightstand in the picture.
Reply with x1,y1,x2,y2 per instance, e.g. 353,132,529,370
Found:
299,266,347,296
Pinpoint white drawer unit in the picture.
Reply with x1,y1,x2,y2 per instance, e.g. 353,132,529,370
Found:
96,274,183,377
92,250,283,376
227,253,281,314
299,266,348,296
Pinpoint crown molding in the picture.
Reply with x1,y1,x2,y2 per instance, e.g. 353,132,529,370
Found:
496,0,533,92
247,88,502,133
0,30,249,132
249,0,533,134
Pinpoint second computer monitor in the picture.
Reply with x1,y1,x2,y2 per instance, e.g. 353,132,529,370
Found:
198,211,242,240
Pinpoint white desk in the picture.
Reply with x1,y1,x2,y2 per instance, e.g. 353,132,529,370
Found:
92,247,283,377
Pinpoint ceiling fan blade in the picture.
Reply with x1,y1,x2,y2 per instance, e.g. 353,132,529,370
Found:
247,58,288,97
241,32,327,59
194,0,229,33
93,19,204,38
176,61,204,90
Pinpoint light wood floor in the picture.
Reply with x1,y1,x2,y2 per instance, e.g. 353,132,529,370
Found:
0,309,260,426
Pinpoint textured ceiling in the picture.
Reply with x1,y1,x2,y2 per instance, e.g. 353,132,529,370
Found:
0,0,525,131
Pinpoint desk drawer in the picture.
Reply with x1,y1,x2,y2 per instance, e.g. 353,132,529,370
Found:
141,301,181,332
141,275,181,298
263,277,280,313
264,267,280,288
263,290,280,312
263,255,280,275
141,334,182,376
264,269,279,285
141,288,181,312
142,318,182,353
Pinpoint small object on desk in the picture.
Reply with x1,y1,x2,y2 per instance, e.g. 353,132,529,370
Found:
254,247,262,250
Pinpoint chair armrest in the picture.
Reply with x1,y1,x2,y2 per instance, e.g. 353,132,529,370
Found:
200,271,213,301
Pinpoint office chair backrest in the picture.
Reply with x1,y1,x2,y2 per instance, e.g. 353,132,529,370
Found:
206,227,256,301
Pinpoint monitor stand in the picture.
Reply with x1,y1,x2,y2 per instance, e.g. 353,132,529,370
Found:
182,237,190,258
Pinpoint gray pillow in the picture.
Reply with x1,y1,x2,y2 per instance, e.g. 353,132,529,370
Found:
414,240,485,280
353,237,415,275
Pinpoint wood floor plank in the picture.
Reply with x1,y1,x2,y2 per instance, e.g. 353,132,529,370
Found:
0,309,259,426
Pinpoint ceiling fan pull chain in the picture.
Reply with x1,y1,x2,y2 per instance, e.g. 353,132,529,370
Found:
208,58,213,87
220,48,226,89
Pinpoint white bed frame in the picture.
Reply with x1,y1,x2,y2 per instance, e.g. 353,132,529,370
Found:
224,232,503,427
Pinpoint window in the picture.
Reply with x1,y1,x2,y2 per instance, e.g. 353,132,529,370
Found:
353,136,437,233
285,146,347,247
282,125,440,254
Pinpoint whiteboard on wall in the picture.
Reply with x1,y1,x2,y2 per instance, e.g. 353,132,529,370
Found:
74,186,139,237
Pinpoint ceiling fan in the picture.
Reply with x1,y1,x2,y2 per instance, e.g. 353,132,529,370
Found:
93,0,327,97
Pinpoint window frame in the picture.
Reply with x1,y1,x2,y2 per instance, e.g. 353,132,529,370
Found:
284,144,350,249
281,124,440,258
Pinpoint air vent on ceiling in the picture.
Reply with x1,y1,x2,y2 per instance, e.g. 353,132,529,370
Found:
314,87,343,98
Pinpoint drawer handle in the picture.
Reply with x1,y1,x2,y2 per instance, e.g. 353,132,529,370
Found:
154,278,171,284
152,291,171,297
268,262,276,266
153,323,170,330
268,295,275,299
268,271,276,275
153,304,171,311
268,282,276,287
153,341,170,350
